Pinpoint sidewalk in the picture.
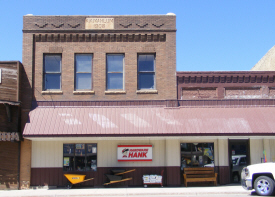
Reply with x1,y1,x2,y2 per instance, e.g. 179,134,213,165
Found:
0,184,251,197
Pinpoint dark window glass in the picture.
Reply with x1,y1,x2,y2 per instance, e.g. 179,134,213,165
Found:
63,144,75,171
45,74,61,90
138,54,155,90
63,143,97,172
106,54,124,90
75,54,92,90
44,54,61,90
181,143,214,170
138,73,155,89
240,157,247,165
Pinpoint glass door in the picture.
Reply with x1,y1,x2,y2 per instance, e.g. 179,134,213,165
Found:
229,139,250,183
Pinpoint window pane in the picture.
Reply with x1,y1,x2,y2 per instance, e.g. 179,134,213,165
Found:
45,55,61,72
63,144,75,156
76,73,91,90
63,144,75,171
181,143,192,169
107,73,123,89
75,144,85,156
86,144,97,171
63,156,74,171
75,156,85,171
138,55,154,72
107,55,123,72
76,54,92,73
45,74,61,90
138,73,154,89
203,143,214,167
193,143,204,167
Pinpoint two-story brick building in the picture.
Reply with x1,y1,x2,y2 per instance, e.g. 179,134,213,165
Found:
18,14,275,189
20,14,179,188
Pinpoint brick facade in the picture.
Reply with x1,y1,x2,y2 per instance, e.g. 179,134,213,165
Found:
22,15,177,102
177,71,275,100
21,14,177,189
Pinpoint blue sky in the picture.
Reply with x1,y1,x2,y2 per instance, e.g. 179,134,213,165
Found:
0,0,274,71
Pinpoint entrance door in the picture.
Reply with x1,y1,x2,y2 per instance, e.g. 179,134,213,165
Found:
228,139,250,183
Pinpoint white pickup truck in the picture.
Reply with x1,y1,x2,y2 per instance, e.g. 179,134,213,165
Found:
241,163,275,196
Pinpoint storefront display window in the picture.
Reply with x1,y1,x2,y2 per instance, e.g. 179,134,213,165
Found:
181,143,214,170
63,143,97,172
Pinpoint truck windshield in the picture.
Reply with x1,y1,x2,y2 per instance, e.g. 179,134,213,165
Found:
232,157,239,165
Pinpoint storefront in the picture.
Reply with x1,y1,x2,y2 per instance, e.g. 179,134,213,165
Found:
23,104,275,187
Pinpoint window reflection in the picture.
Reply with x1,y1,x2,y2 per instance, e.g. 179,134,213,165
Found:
106,54,124,90
44,54,62,90
63,143,97,172
181,143,214,170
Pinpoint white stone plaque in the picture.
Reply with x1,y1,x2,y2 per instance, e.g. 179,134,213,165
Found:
85,18,114,29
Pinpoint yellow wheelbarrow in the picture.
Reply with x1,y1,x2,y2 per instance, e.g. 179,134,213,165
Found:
64,174,94,189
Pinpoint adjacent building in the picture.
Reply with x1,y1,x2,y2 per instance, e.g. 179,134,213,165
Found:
0,61,23,190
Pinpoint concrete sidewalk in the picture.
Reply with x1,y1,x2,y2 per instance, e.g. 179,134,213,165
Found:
0,184,251,197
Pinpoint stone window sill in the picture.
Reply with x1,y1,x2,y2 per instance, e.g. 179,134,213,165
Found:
105,91,126,94
73,91,95,95
136,90,158,94
42,91,63,95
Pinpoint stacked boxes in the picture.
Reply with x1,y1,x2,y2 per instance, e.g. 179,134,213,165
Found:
143,175,150,183
143,174,162,183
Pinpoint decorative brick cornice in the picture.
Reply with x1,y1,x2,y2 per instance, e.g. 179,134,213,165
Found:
34,33,166,42
23,15,176,31
177,72,275,84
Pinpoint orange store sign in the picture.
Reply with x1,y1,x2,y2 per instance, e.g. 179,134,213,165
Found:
117,145,153,162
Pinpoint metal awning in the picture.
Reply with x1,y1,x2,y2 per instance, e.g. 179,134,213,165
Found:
23,106,275,137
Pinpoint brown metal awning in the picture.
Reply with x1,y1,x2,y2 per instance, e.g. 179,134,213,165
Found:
0,132,20,141
23,106,275,137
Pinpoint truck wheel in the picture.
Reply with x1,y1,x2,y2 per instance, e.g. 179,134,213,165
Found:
254,176,275,196
233,173,240,182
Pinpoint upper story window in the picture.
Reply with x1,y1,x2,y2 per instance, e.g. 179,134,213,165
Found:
75,54,92,90
106,54,124,90
138,54,155,90
43,54,62,90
